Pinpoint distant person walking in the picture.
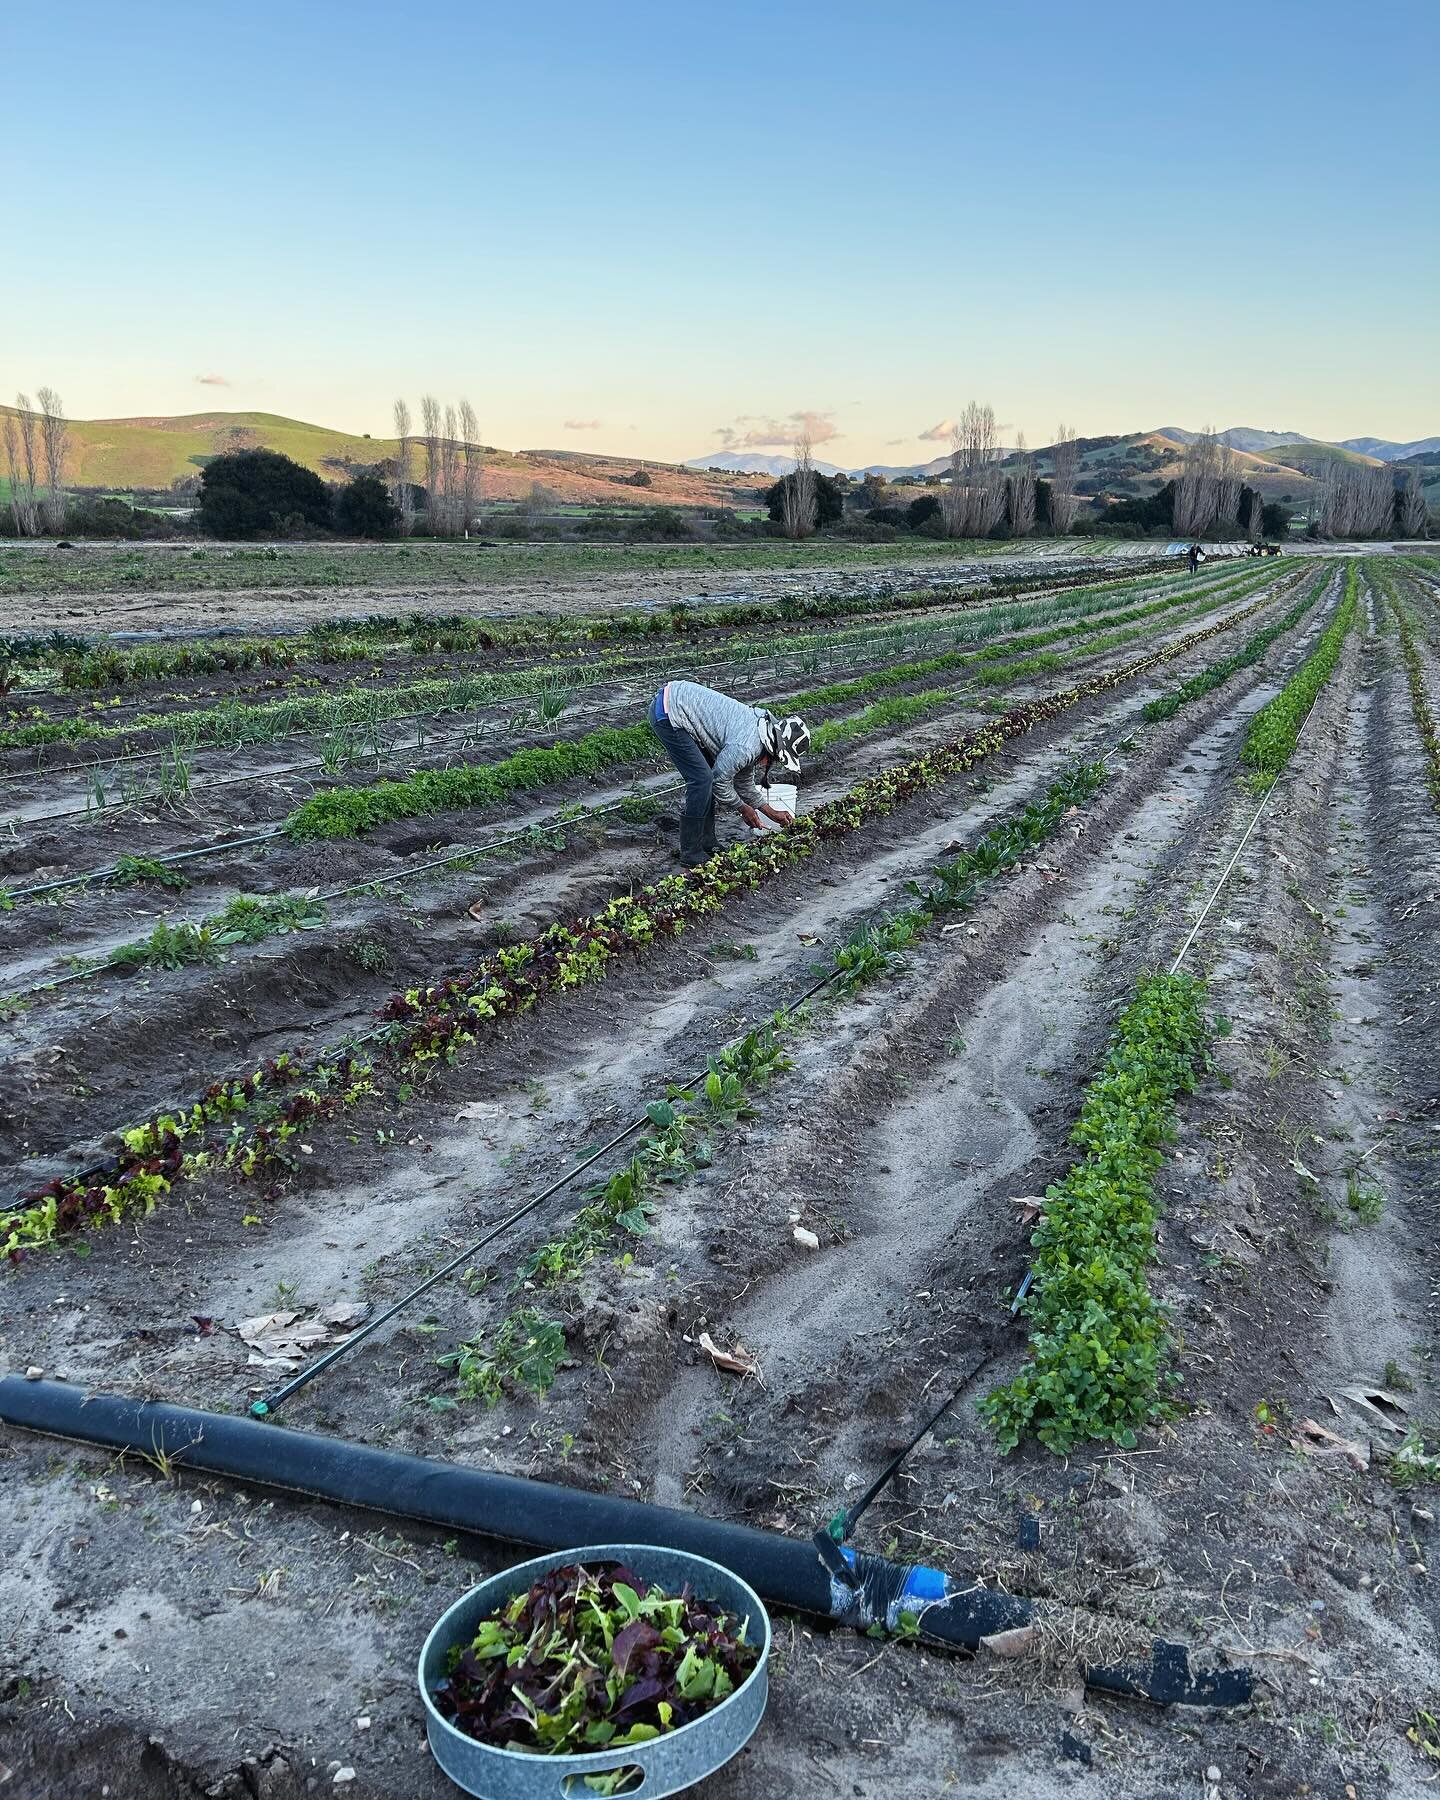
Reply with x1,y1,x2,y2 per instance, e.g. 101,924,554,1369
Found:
1188,542,1202,574
649,681,810,867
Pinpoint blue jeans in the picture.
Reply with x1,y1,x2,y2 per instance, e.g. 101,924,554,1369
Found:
651,695,716,857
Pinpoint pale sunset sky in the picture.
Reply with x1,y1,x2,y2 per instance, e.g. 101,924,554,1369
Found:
6,0,1437,462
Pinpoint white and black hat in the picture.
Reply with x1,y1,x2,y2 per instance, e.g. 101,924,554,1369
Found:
761,711,810,775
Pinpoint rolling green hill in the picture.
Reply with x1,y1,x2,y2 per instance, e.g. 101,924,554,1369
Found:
0,407,757,509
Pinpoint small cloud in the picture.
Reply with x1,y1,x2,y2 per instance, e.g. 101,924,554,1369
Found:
917,419,955,442
564,418,603,430
196,373,231,387
714,409,840,450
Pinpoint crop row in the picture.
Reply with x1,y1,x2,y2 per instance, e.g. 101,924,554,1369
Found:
1141,568,1327,722
1389,586,1440,814
280,575,1281,843
1241,563,1359,786
31,558,1174,689
447,759,1113,1406
1,559,1273,769
980,971,1213,1453
0,589,1300,1261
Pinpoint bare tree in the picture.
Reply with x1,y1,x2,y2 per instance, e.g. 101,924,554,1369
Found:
35,387,69,531
1398,466,1428,539
1247,487,1265,542
941,402,1003,537
1319,459,1396,539
941,425,967,538
781,431,818,539
1049,424,1079,536
1214,438,1242,534
1173,427,1224,537
5,396,42,535
1007,431,1036,538
458,398,481,535
438,405,461,536
391,398,414,536
420,395,441,534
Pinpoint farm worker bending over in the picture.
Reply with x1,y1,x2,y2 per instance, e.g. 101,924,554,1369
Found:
649,681,810,868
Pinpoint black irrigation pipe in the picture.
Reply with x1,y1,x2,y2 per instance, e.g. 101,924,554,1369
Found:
251,960,847,1419
0,1376,1251,1704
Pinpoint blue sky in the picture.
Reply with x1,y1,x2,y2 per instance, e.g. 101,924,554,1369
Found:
6,0,1437,461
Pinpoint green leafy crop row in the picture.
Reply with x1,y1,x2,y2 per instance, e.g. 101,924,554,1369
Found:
1142,568,1322,722
449,763,1113,1405
104,894,326,973
32,558,1173,689
1241,564,1358,787
286,577,1277,843
981,971,1213,1454
2,597,1266,1261
1388,586,1440,815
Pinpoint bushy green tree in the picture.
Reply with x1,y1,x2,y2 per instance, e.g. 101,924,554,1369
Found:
335,473,399,539
198,449,332,539
764,471,844,528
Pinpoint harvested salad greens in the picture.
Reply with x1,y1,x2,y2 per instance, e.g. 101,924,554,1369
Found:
432,1560,760,1788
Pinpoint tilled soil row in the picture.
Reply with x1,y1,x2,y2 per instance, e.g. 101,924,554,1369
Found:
0,570,1300,998
0,562,1268,868
0,574,1322,1189
10,566,1428,1800
530,576,1436,1792
0,574,1334,1800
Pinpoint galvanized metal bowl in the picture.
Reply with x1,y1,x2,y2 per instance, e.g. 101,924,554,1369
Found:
419,1543,771,1799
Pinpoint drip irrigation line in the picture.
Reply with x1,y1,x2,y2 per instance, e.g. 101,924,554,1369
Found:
1168,575,1346,977
6,572,1300,1192
810,572,1325,1561
816,1271,1035,1584
3,590,1208,901
3,782,688,1005
251,961,849,1420
5,828,287,901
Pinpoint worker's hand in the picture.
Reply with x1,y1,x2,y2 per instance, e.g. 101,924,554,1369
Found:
761,803,794,827
739,803,764,831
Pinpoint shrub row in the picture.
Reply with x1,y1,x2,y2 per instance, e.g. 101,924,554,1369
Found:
1241,564,1358,786
980,971,1213,1453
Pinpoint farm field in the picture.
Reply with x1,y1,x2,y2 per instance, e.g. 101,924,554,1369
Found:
0,536,1142,636
2,545,1438,1799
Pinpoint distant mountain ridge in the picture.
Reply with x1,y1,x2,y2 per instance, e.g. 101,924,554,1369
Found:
688,425,1435,482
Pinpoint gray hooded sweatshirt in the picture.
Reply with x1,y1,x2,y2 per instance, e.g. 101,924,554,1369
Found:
658,681,772,808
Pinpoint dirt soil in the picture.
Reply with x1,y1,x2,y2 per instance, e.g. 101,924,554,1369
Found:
0,542,1154,637
3,556,1436,1800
